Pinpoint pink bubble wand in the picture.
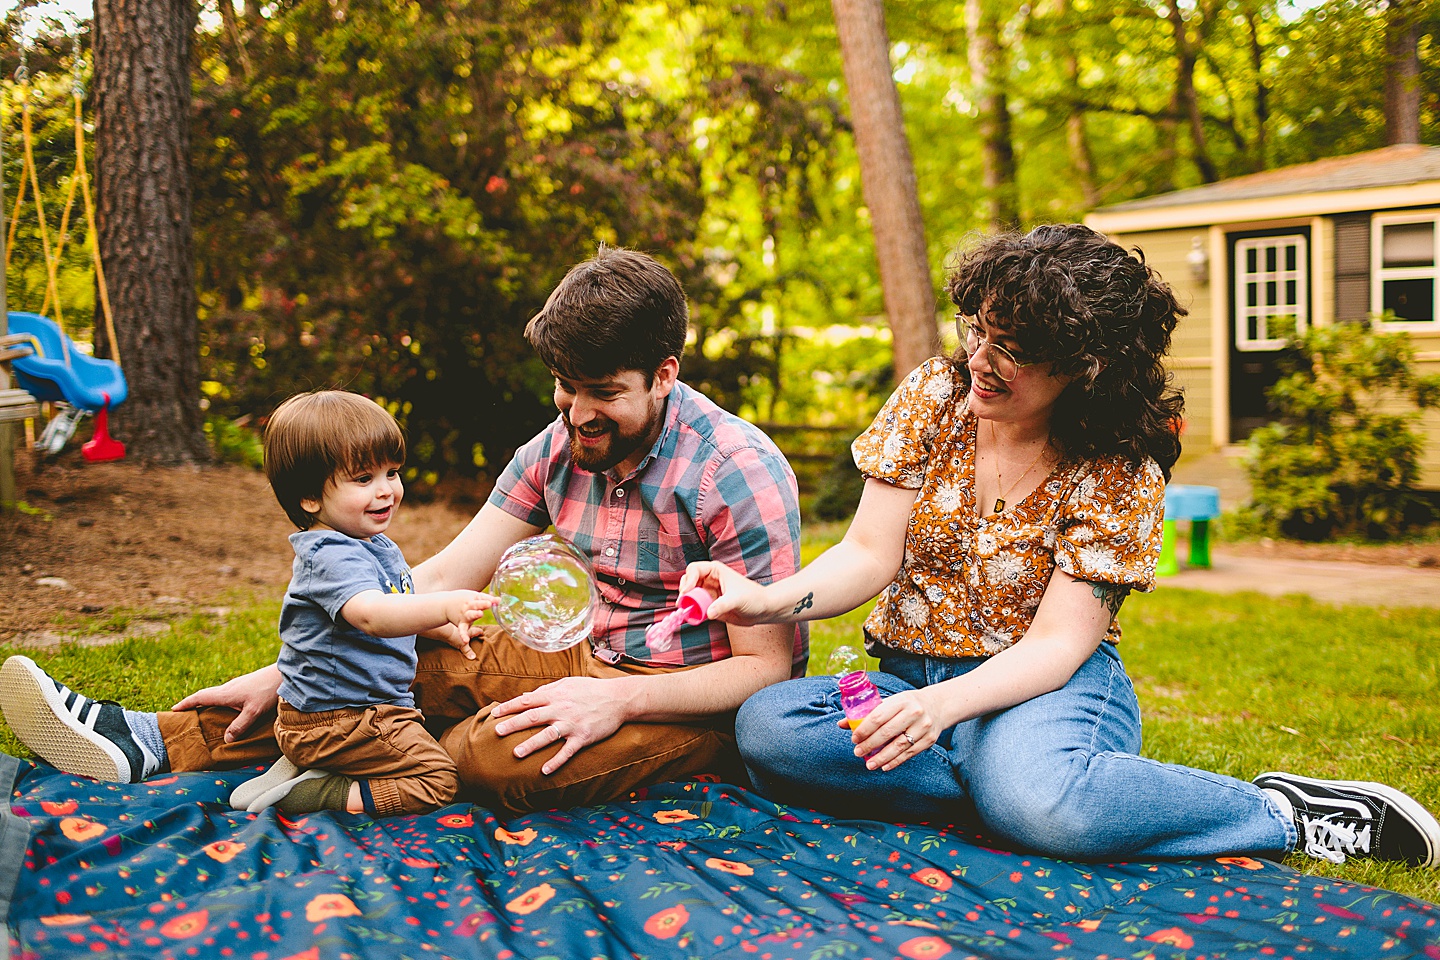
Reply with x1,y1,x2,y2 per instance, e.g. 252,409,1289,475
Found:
645,588,714,651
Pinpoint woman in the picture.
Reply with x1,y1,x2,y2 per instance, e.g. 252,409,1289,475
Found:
683,224,1439,866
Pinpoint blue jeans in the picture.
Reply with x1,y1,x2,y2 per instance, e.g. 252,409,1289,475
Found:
736,643,1297,860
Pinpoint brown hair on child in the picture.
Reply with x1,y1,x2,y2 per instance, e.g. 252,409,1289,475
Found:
264,391,406,530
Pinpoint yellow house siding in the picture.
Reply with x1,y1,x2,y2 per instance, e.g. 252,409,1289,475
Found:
1170,365,1213,447
1104,227,1217,447
1414,346,1440,488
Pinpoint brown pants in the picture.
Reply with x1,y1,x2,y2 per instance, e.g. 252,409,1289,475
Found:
275,700,458,817
157,626,740,817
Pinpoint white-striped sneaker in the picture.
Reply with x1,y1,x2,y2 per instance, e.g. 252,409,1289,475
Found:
1255,771,1440,867
0,655,160,782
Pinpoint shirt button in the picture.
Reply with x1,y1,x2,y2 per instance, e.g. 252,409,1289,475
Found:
605,547,616,557
615,488,626,497
618,577,626,585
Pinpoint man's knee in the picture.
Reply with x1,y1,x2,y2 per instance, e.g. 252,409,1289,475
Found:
447,718,736,817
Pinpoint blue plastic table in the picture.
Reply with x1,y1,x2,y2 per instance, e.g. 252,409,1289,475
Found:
1157,483,1221,576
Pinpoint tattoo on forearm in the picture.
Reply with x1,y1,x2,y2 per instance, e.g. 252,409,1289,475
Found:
1088,582,1131,621
792,592,814,616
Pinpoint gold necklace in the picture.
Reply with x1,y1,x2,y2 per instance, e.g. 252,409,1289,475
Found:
989,420,1050,513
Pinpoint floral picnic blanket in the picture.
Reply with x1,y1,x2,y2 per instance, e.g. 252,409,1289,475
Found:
2,755,1438,959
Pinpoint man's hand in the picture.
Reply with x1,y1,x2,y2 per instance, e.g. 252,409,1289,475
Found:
489,677,633,775
170,663,283,743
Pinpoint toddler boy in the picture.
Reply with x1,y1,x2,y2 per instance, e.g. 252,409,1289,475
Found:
231,390,494,816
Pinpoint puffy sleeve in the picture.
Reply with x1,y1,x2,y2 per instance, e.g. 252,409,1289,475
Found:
852,358,962,489
1052,456,1166,591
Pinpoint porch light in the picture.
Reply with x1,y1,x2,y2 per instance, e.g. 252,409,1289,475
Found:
1187,236,1209,285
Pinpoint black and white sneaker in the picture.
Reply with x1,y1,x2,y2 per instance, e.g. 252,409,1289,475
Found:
0,655,160,782
1255,771,1440,867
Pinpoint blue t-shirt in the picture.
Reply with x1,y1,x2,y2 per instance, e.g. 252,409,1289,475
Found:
276,531,417,711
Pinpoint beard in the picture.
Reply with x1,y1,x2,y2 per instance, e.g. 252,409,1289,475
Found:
564,400,664,473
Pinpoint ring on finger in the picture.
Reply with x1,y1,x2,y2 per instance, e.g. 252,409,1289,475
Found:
900,731,917,747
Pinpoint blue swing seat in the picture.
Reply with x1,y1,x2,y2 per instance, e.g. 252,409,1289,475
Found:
6,311,127,412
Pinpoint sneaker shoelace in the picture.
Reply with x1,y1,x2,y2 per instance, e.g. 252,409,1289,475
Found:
1300,812,1372,864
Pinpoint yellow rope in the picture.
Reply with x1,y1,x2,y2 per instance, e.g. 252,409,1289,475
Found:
37,155,80,319
72,92,117,367
5,106,27,271
18,83,69,365
5,69,118,369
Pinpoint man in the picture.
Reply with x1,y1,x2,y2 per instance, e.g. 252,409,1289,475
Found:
0,247,806,816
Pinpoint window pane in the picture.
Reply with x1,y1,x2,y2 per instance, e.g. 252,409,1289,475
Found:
1383,278,1435,321
1285,245,1297,271
1265,247,1277,272
1247,248,1257,273
1285,279,1297,305
1247,282,1257,307
1266,280,1277,306
1382,222,1435,268
1248,316,1258,340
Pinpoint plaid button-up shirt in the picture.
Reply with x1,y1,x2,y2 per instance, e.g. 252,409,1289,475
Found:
489,381,807,675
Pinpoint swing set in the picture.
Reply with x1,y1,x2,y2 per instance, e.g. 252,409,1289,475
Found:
0,15,126,490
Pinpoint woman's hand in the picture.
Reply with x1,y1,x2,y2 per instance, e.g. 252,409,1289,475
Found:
846,686,945,772
679,561,777,625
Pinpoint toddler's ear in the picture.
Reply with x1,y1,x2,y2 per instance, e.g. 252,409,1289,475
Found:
300,496,323,514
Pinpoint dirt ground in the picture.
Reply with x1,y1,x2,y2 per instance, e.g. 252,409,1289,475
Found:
2,447,1439,646
0,447,483,646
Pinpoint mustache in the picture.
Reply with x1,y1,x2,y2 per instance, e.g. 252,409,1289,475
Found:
564,415,616,434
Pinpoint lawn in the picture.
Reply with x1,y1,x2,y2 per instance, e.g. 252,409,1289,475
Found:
2,527,1438,904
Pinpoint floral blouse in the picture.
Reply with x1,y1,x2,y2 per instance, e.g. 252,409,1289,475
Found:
852,358,1165,658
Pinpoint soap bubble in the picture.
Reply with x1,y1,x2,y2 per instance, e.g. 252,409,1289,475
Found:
825,644,863,676
491,534,597,652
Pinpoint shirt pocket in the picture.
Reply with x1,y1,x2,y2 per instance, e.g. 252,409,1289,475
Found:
636,522,701,584
638,530,692,568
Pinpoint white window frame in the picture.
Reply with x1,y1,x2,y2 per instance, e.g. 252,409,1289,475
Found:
1372,211,1440,330
1233,234,1308,352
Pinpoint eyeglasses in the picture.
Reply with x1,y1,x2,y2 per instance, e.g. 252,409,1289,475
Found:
957,316,1032,382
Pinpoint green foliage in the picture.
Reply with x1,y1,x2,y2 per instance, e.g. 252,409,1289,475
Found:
187,0,858,483
810,445,866,521
1,19,98,338
203,414,264,469
1268,0,1440,166
10,0,1440,488
1244,319,1440,540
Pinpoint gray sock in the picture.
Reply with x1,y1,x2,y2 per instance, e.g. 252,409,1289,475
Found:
122,710,169,772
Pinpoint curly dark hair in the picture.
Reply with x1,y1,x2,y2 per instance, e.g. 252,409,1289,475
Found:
945,223,1186,479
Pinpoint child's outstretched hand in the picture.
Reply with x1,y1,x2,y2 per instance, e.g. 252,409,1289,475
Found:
441,590,498,659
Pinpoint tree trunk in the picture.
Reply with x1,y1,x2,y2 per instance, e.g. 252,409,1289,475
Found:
1056,0,1099,208
1384,0,1421,145
965,0,1019,228
1246,10,1268,170
1166,3,1217,183
217,0,253,80
830,0,941,380
93,0,210,463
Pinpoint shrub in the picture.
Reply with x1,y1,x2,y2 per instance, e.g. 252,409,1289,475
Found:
1245,318,1440,539
203,415,264,470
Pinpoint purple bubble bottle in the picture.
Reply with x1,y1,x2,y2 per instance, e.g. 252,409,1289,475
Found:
837,671,881,725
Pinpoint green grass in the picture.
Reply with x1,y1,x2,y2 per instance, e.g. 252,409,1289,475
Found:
2,533,1438,902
